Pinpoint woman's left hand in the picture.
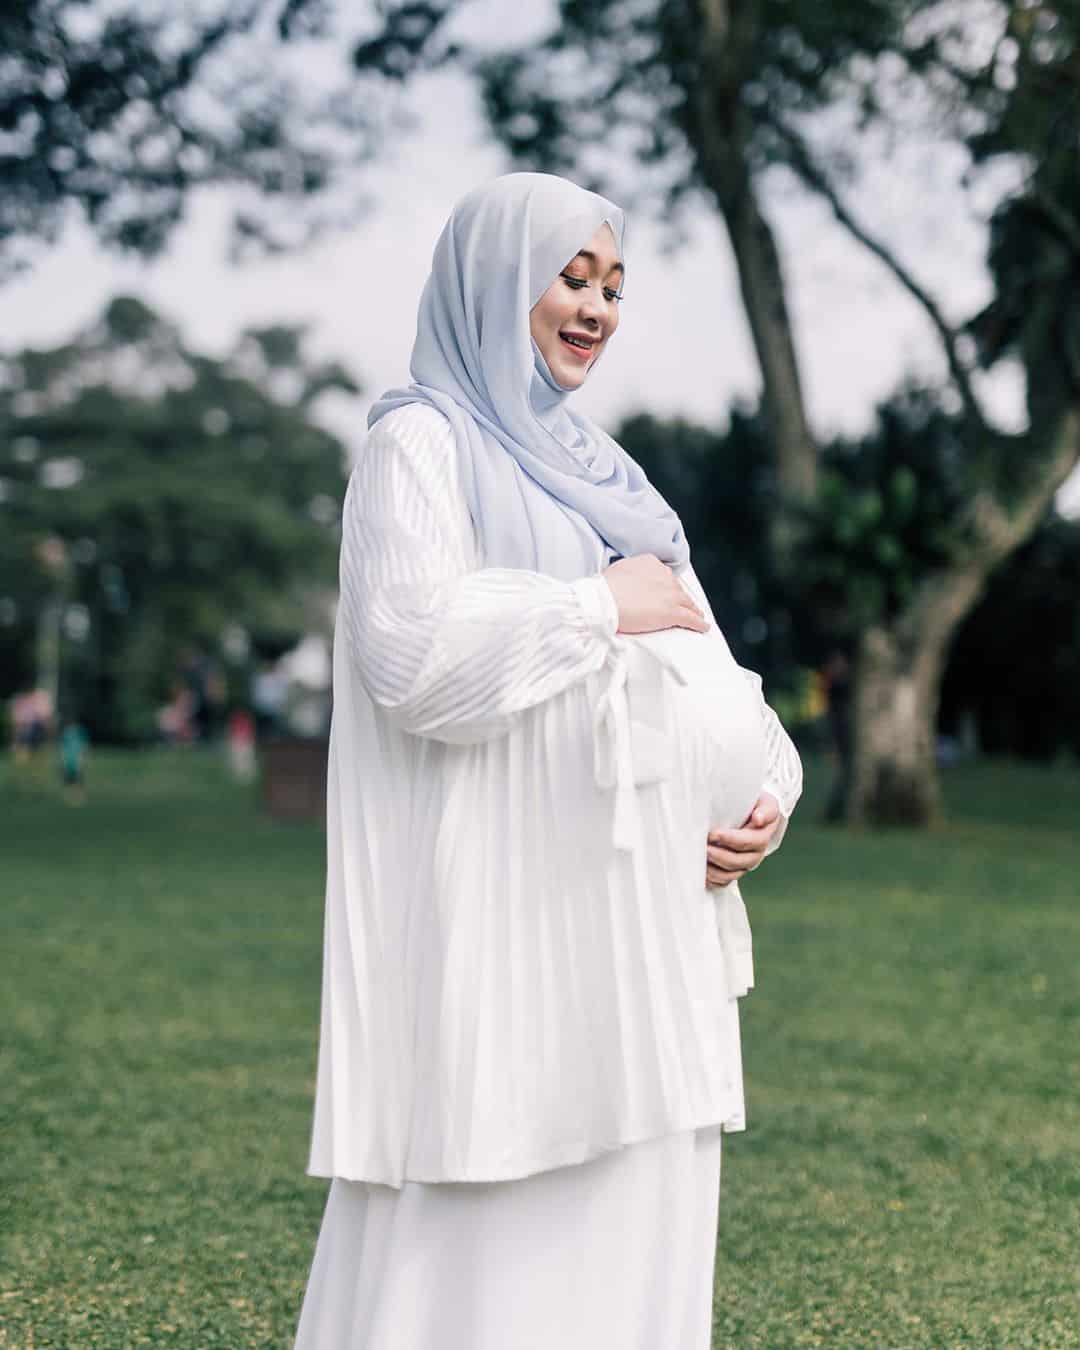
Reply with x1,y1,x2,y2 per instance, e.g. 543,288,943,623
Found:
705,792,781,889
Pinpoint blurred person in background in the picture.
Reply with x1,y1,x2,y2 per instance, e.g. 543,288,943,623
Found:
58,714,89,805
225,705,257,783
821,649,854,823
156,681,196,746
178,646,225,743
11,687,54,764
252,659,289,741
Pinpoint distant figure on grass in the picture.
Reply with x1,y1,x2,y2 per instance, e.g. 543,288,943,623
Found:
59,717,89,805
10,687,54,766
822,649,854,823
251,660,289,742
226,707,257,783
157,681,196,746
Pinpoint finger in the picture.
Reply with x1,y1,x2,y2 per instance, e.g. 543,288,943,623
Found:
707,864,745,887
702,842,756,874
673,602,708,632
707,845,763,872
708,825,772,852
712,821,773,845
702,864,739,885
705,873,735,889
668,579,703,609
707,845,746,868
749,797,780,828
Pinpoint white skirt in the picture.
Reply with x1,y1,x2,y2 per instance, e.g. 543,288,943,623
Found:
293,1124,723,1349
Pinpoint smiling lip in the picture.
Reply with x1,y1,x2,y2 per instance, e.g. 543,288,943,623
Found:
559,333,596,361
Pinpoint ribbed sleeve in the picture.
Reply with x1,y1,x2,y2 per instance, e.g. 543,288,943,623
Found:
338,407,619,744
739,667,804,856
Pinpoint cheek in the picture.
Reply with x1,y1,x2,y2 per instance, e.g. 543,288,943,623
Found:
530,286,565,340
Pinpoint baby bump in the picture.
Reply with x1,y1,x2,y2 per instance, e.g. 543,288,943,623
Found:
631,626,768,831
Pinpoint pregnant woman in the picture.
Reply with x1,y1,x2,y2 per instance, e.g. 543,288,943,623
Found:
293,172,802,1349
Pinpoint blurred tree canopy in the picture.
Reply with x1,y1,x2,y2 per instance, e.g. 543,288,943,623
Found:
0,296,355,741
795,388,977,634
0,0,381,279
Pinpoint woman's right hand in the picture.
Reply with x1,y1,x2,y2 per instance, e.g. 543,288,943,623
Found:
601,554,709,635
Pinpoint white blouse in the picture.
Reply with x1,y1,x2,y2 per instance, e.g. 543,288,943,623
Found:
306,402,803,1189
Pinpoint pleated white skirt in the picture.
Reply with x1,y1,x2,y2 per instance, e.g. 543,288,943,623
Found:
293,1124,723,1349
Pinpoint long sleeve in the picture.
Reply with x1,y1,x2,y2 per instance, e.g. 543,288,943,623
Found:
740,667,803,856
337,407,619,744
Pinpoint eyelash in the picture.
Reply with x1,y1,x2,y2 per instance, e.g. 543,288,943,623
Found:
561,273,623,303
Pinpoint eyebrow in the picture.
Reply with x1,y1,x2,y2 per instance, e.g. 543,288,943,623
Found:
574,249,625,277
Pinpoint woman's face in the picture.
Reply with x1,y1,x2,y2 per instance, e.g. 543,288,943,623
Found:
529,222,623,391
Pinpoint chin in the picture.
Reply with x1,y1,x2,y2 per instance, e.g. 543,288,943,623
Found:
550,356,591,390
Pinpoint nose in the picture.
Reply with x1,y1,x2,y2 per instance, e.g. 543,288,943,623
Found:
577,290,604,328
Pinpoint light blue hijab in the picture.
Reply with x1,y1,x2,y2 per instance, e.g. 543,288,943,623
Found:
368,172,689,581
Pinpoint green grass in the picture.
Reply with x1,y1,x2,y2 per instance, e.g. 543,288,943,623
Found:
2,749,1078,1347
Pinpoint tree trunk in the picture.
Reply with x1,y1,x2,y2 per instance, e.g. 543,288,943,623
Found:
719,163,819,510
692,0,818,547
850,580,975,827
850,410,1080,825
851,627,942,826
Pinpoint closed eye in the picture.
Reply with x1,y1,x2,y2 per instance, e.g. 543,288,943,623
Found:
561,274,623,303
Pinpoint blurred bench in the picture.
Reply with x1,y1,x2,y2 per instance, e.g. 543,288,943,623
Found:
260,737,328,821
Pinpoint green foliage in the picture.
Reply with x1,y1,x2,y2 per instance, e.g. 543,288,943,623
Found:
0,297,356,740
794,388,978,632
618,392,978,658
944,512,1080,758
0,1,378,278
618,397,1080,756
964,5,1080,440
3,749,1078,1344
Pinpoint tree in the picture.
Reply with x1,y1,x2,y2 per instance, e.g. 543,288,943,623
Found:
342,0,1080,824
0,296,357,741
0,0,378,280
622,398,1080,765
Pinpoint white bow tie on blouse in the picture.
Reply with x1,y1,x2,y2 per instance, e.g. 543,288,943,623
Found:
591,635,686,853
589,632,755,1002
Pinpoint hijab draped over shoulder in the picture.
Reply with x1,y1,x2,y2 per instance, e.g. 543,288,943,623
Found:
368,172,689,581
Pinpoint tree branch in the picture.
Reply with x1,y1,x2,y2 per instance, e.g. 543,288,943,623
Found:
692,1,818,521
907,406,1079,659
1031,186,1080,256
770,117,989,437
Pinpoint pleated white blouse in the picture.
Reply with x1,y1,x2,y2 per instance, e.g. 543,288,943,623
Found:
306,402,803,1189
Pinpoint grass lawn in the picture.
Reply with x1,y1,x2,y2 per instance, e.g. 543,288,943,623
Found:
1,746,1077,1347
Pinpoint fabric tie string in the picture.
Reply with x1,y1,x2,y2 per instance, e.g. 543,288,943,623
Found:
714,882,754,999
592,636,689,854
592,631,756,1002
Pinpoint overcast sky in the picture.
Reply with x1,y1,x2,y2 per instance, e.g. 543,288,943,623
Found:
5,5,1078,516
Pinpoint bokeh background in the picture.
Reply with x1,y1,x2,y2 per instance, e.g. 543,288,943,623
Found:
2,2,1078,1346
